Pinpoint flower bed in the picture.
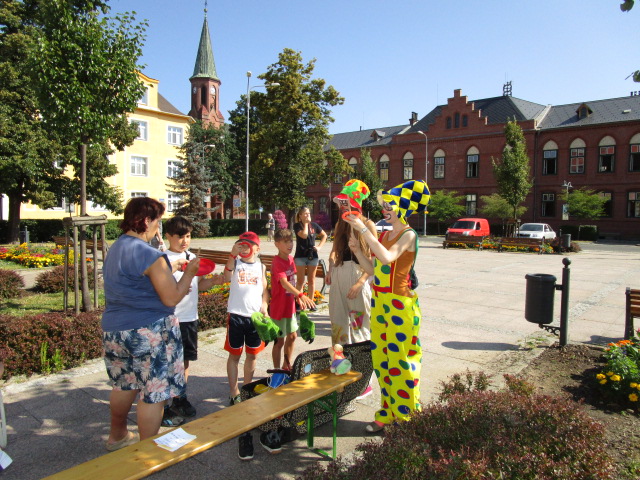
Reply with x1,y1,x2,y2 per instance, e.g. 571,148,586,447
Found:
0,243,66,268
596,330,640,409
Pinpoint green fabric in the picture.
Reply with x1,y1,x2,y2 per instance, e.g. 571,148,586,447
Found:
251,312,281,344
299,311,316,344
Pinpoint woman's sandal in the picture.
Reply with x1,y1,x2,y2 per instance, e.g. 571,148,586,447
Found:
105,431,137,452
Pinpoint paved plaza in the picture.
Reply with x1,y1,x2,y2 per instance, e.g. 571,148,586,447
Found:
1,237,638,479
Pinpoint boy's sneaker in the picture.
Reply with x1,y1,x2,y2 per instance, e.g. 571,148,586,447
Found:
229,394,242,406
356,385,373,400
259,430,282,454
238,432,253,461
172,395,196,417
277,426,296,444
161,406,185,427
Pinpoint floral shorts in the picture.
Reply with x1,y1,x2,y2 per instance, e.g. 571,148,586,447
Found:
103,315,186,404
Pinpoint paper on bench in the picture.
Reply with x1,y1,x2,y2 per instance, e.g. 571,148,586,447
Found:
153,428,196,452
0,450,12,470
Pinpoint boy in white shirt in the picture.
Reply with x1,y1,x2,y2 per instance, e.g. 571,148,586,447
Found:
163,216,216,425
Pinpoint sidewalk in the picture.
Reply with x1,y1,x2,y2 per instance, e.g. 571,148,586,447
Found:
1,236,639,479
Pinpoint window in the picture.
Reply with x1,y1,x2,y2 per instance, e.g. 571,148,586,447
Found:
379,160,389,181
541,193,555,217
167,160,182,179
319,196,328,213
434,156,445,179
167,126,183,145
130,192,147,198
139,87,148,105
454,112,460,128
630,144,640,172
403,152,413,180
462,115,468,127
598,146,615,173
167,193,180,212
334,173,343,184
570,148,584,174
130,156,148,176
467,154,479,178
600,192,613,217
446,117,451,129
348,157,358,179
628,192,640,218
132,120,148,141
465,194,477,216
89,201,107,211
543,150,557,175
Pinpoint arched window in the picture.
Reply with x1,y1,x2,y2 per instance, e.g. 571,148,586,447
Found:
348,157,358,179
542,140,558,175
569,138,586,174
379,154,390,182
629,133,640,172
466,146,479,178
598,135,616,173
433,149,445,179
403,152,414,180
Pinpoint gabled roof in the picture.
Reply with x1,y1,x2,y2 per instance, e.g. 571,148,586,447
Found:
328,124,410,150
406,95,547,134
158,93,185,116
537,96,640,129
190,16,219,81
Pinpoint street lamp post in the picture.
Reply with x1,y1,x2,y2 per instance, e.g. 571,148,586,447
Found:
417,130,428,236
561,180,573,221
245,71,279,231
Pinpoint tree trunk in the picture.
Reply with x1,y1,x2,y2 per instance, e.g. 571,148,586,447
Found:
7,195,22,243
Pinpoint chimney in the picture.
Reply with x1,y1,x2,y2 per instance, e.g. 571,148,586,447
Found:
409,111,418,126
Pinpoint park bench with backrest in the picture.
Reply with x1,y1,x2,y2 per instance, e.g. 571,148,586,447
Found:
52,236,109,257
497,237,545,254
442,233,485,251
197,248,328,295
625,287,640,339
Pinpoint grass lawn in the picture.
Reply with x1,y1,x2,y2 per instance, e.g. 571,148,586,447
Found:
1,290,105,316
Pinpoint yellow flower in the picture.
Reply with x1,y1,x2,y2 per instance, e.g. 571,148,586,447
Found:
596,373,606,380
600,379,607,385
630,393,638,402
631,382,638,389
606,371,614,376
611,375,621,382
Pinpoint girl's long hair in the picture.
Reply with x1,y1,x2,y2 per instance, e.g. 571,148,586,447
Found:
332,216,371,267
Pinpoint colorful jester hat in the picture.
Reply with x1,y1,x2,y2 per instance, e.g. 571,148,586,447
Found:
333,179,371,211
377,179,431,224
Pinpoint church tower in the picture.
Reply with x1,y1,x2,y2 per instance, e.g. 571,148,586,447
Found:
189,4,223,127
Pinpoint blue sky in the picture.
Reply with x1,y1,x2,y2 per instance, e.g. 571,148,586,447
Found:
109,0,639,134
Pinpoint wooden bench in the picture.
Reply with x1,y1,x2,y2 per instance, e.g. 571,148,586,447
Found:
442,233,485,251
52,236,109,256
43,369,362,480
498,237,545,254
625,287,640,339
198,248,328,295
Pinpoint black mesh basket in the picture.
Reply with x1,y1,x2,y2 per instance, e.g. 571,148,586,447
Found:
240,341,372,434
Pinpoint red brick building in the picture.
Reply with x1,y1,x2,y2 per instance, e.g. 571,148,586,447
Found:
306,88,640,239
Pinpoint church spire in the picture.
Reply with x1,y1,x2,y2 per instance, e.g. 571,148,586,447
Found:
190,12,218,81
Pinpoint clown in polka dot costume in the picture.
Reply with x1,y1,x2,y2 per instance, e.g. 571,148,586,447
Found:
344,179,430,432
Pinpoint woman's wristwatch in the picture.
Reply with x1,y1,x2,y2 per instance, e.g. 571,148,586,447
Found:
360,226,368,234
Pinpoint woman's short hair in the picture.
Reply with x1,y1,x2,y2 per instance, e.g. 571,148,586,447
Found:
119,197,165,234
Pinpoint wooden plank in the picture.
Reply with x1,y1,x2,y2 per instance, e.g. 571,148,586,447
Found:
44,370,361,480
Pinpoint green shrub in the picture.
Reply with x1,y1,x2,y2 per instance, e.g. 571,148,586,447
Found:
302,388,617,479
34,264,96,293
0,310,103,379
438,369,491,402
579,225,598,241
596,331,640,409
198,292,227,330
0,269,25,299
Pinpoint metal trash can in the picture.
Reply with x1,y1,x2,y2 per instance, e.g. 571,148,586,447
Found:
524,273,556,324
561,234,571,249
19,227,29,244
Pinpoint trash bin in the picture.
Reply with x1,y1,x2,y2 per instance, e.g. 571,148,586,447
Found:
561,234,571,249
19,227,29,244
524,273,556,324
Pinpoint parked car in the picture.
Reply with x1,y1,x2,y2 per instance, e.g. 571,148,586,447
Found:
375,219,393,232
517,223,557,241
446,218,490,238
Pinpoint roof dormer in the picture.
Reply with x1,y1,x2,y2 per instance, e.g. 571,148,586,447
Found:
577,103,593,120
371,130,386,141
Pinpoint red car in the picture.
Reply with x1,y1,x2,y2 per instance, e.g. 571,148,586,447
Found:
446,218,490,238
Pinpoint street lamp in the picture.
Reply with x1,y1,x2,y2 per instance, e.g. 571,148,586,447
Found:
562,180,573,221
195,143,215,209
417,130,428,236
245,71,279,231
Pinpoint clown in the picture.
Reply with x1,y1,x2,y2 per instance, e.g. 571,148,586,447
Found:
344,179,430,433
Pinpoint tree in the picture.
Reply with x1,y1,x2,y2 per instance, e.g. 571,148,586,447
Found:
356,148,385,221
566,188,607,220
480,193,527,236
241,48,344,214
492,119,533,220
427,190,466,234
619,1,640,81
29,0,146,311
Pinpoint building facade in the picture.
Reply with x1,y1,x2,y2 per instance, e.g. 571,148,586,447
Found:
306,88,640,239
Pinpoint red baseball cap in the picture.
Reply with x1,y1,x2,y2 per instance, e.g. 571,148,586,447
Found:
238,231,260,247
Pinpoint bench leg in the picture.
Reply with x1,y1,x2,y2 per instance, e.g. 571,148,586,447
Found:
306,391,339,459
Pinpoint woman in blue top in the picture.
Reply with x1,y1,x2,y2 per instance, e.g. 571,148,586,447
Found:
102,197,200,451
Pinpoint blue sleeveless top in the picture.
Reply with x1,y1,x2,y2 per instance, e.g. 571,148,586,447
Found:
102,234,173,332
